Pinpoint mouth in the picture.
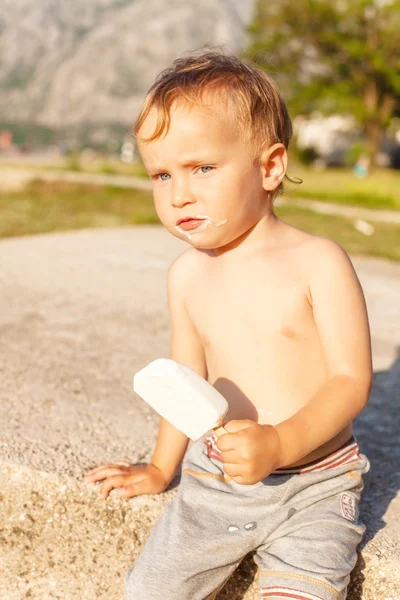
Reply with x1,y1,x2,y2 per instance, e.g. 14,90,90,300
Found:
176,217,207,231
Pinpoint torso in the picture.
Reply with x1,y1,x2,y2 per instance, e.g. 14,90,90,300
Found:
184,226,353,467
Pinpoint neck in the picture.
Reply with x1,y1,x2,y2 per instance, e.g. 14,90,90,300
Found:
211,210,282,258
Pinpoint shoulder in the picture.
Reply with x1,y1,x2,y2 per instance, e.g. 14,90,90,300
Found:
167,247,205,294
277,223,347,262
280,225,354,276
294,234,353,273
303,235,348,256
168,247,204,278
297,237,361,300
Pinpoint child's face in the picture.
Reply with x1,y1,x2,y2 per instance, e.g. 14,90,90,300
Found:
137,101,271,251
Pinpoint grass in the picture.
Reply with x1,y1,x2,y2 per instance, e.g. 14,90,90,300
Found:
1,180,399,261
0,180,158,238
2,158,400,210
275,204,400,262
285,165,400,210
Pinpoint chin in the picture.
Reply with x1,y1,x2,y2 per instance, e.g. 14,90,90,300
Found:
181,237,217,250
190,240,219,250
167,226,216,248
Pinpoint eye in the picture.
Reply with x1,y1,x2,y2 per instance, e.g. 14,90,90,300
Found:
198,166,213,174
156,173,170,181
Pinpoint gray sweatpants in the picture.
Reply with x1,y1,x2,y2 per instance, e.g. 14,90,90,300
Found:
125,433,369,600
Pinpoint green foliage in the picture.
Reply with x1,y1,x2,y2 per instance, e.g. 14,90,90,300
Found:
284,166,400,209
294,146,320,166
346,141,370,166
0,121,55,146
66,152,81,171
99,163,117,175
0,121,129,153
245,0,400,159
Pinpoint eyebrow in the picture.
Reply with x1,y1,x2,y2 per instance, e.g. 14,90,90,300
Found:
146,156,218,172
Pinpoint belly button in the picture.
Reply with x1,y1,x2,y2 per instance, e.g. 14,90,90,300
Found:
280,327,296,338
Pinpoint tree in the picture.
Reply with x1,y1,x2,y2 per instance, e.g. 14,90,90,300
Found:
245,0,400,165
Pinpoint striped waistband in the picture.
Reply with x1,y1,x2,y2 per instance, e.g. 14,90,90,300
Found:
204,432,361,475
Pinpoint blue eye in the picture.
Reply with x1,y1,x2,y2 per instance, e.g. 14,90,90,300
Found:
199,166,213,173
159,173,171,181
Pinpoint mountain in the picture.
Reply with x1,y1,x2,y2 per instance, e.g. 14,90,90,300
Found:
0,0,256,141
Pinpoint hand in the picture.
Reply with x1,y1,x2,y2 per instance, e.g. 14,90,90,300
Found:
217,420,282,485
84,461,170,499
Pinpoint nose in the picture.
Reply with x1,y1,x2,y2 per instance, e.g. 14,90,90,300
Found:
171,181,196,208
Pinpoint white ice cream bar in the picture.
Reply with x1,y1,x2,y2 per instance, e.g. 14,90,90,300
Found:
133,358,229,440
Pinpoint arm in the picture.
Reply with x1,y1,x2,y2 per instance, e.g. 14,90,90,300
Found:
151,251,208,481
218,240,372,483
275,240,372,466
85,250,207,497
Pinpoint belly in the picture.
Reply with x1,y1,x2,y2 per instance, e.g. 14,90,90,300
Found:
205,331,353,467
206,332,328,426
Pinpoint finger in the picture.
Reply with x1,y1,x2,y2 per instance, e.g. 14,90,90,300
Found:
99,475,128,499
222,462,243,478
119,478,153,498
220,449,240,464
85,464,122,477
223,420,254,434
89,460,137,476
85,461,132,476
231,475,250,485
100,470,151,499
85,464,112,476
216,432,238,452
85,466,130,482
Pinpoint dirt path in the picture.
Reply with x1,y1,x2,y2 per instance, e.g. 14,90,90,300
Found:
0,227,399,600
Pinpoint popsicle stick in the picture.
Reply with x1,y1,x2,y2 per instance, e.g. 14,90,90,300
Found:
211,425,232,482
213,425,228,438
214,429,230,483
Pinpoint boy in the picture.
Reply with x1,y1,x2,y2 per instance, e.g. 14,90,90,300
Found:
85,52,372,600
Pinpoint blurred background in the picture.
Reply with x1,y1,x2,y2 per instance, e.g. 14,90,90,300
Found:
0,0,400,259
1,6,399,598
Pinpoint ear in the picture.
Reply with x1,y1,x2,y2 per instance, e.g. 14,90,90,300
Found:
259,143,288,192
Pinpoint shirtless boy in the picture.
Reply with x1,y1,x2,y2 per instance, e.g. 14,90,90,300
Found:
85,52,372,600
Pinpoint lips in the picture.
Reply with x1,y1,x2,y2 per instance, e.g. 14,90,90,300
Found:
176,217,205,231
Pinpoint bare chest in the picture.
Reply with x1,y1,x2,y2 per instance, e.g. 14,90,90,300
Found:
187,263,315,350
185,256,327,425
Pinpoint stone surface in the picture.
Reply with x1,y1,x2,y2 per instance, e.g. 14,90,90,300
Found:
0,226,399,599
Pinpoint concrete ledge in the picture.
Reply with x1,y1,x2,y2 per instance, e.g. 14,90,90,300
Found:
1,229,399,600
0,461,173,600
1,461,398,600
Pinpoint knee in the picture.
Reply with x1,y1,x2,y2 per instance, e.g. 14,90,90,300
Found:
124,563,169,600
123,565,135,600
124,565,147,600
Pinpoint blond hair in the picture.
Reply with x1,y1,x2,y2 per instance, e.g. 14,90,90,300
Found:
134,51,293,195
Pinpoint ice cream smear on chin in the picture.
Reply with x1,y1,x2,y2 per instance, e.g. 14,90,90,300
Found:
133,358,229,440
175,215,228,239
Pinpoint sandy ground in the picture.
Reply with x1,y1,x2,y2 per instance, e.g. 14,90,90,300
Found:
0,227,399,600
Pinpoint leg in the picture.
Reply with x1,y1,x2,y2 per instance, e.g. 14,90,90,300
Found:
124,440,257,600
255,455,370,600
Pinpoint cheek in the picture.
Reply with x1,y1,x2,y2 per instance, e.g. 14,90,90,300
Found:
152,192,169,223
